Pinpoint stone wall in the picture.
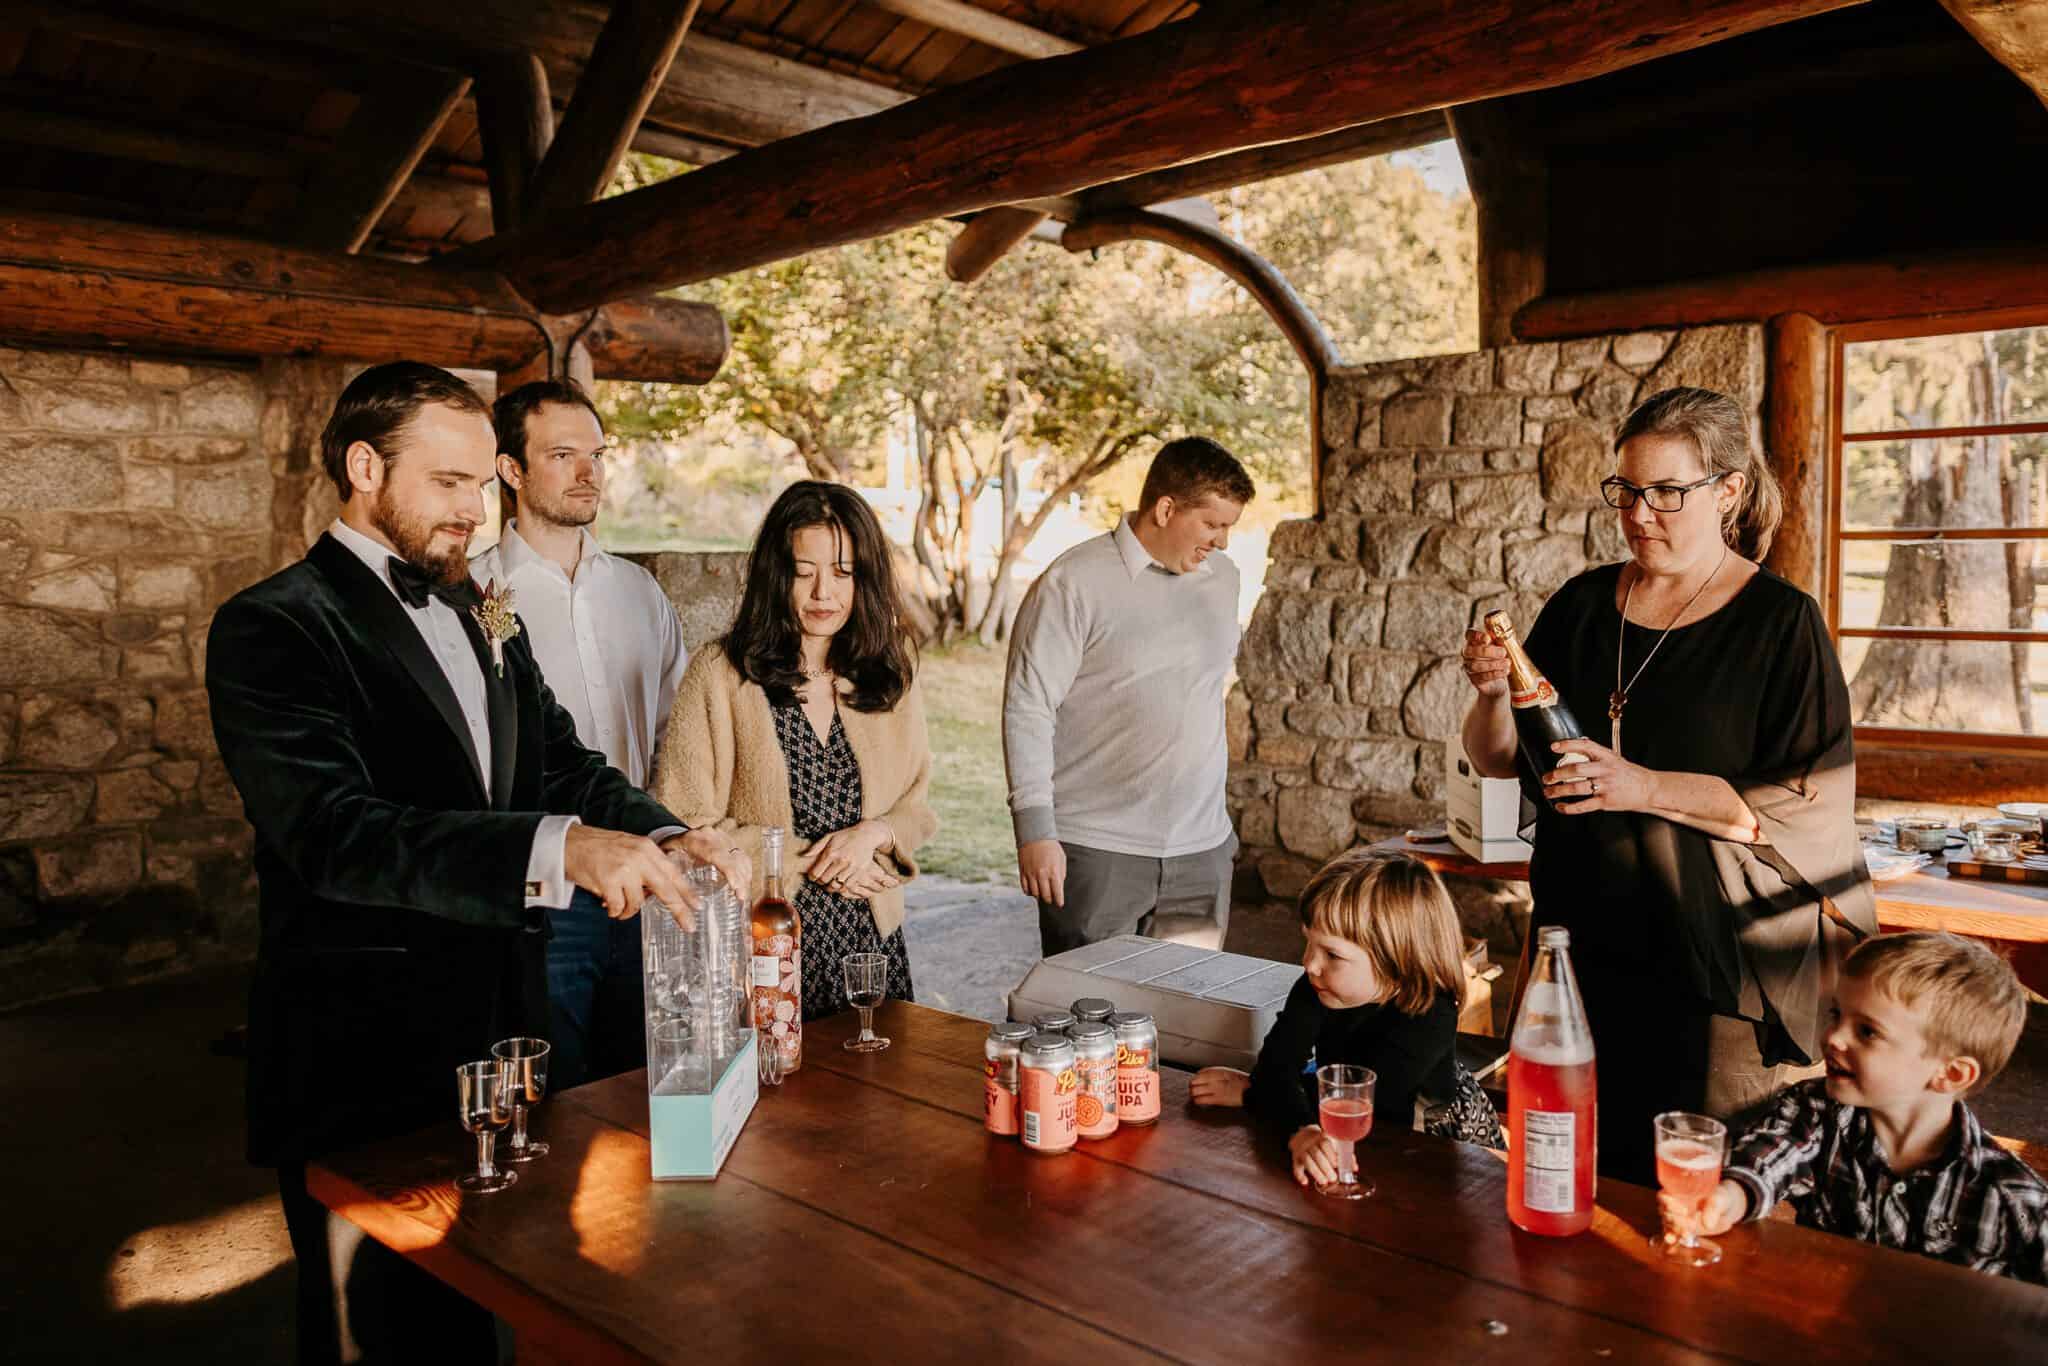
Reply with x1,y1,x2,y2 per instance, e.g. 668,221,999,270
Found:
1228,325,1765,952
0,347,350,1007
627,551,747,652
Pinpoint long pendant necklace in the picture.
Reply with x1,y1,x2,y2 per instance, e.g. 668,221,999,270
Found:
1610,544,1728,758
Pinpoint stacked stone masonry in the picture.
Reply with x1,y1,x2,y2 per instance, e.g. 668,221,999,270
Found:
0,343,748,1009
1228,325,1765,942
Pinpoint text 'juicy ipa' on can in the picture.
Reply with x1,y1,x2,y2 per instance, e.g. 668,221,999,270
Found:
1108,1010,1160,1125
983,1021,1033,1136
1019,1033,1079,1155
1068,1021,1120,1141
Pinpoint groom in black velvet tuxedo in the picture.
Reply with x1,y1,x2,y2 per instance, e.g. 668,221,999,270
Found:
207,362,746,1364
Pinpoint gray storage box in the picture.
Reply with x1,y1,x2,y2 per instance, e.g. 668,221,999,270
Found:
1007,936,1301,1071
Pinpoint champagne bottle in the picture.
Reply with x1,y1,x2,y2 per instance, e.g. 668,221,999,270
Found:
1481,609,1587,784
749,826,802,1075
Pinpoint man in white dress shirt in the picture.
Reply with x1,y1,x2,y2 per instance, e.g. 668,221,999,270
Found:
1004,437,1253,955
473,379,689,1090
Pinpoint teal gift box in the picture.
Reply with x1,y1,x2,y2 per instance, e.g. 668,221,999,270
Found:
642,865,760,1180
649,1032,759,1180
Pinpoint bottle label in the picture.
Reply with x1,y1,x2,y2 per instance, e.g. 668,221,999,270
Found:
1509,680,1556,708
750,935,801,1071
1521,1108,1578,1214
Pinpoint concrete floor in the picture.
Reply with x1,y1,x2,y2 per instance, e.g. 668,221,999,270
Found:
7,883,2042,1363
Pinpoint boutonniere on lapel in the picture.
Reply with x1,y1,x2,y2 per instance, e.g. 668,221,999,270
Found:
471,579,522,677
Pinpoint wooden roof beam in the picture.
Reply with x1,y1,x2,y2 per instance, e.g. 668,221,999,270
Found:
525,1,701,220
1939,0,2048,109
292,69,471,253
865,0,1081,59
463,0,1864,314
475,53,555,235
0,210,727,382
1070,110,1451,217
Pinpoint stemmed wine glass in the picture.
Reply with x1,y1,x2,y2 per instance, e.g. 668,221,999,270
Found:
491,1037,550,1163
1315,1064,1376,1199
1654,1111,1728,1267
455,1060,517,1194
841,952,891,1053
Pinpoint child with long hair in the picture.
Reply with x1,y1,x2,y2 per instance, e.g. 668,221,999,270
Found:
1192,850,1503,1185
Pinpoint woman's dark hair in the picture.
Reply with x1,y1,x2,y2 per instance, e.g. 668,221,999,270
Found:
726,481,914,712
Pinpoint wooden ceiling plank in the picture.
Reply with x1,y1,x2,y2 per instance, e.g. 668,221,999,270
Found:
290,68,471,252
865,0,1081,58
526,0,701,218
470,0,1862,312
1938,0,2048,108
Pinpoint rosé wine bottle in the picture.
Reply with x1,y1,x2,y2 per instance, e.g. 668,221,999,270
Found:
750,826,802,1075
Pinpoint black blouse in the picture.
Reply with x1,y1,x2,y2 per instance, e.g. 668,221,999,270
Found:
1519,562,1862,1038
1244,974,1460,1134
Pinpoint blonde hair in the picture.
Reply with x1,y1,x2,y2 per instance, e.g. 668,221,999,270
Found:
1615,386,1783,561
1297,851,1465,1015
1843,932,2027,1092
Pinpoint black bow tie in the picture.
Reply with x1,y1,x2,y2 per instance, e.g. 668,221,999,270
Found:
388,557,481,612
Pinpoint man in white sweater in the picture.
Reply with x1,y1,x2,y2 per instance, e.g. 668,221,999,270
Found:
1004,437,1253,954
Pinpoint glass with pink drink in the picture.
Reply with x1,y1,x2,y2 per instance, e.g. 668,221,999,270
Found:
1315,1064,1376,1199
1653,1111,1728,1267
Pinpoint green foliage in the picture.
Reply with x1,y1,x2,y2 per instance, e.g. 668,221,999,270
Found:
594,149,1475,565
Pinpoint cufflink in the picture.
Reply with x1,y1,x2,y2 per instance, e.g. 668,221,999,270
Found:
525,880,543,898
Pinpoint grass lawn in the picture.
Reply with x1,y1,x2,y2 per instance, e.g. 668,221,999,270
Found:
916,642,1017,884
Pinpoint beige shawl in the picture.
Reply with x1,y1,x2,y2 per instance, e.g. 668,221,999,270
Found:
651,644,937,938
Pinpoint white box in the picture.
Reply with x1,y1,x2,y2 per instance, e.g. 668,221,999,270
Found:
1444,737,1531,864
1008,936,1300,1071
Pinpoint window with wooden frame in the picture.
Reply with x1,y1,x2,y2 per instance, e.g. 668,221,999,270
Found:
1828,310,2048,754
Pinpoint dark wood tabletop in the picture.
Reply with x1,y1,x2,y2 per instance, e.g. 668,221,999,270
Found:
308,1001,2048,1364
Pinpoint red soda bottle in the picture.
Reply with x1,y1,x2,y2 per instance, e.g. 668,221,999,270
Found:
1506,926,1597,1235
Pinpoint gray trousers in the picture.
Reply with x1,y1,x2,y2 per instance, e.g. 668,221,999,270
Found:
1038,834,1238,956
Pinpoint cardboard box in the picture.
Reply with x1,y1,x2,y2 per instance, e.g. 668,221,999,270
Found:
1445,736,1531,864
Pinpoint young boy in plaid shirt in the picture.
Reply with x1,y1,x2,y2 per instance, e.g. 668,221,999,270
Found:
1663,931,2045,1285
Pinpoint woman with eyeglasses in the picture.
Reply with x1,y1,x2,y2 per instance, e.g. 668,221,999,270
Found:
1457,386,1875,1184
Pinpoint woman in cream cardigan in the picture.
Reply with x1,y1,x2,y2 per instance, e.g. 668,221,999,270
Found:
654,481,936,1020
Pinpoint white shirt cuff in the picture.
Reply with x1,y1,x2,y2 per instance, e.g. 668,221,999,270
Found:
647,825,687,846
523,815,581,908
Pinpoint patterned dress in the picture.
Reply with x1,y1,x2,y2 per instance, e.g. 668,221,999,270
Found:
772,700,916,1021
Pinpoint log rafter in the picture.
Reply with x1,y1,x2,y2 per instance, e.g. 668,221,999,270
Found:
1938,0,2048,108
460,0,1865,314
0,210,726,382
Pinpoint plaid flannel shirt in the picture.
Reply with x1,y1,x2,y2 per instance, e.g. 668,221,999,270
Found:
1724,1078,2048,1285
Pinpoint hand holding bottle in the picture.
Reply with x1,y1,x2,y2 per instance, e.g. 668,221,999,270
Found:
1542,737,1655,814
1460,628,1511,698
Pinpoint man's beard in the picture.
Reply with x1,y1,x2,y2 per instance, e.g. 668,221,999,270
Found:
527,481,601,530
370,490,473,584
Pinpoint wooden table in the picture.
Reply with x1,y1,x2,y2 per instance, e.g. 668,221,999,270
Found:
308,1002,2048,1364
1378,835,2048,996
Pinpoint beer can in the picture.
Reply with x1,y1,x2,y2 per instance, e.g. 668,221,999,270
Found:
1019,1033,1079,1155
1109,1010,1161,1126
1031,1010,1075,1035
1070,997,1116,1025
983,1021,1033,1136
1069,1021,1120,1140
